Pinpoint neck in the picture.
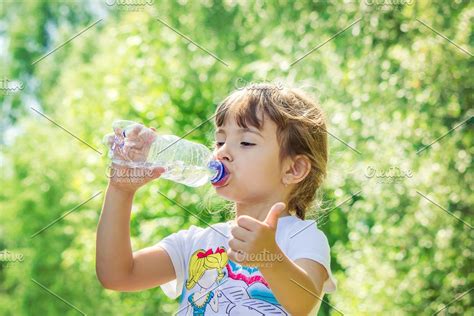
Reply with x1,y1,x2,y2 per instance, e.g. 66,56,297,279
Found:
234,199,291,222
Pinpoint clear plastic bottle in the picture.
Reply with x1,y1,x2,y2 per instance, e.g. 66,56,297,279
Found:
103,120,228,187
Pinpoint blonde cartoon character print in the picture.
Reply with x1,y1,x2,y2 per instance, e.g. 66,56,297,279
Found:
185,247,228,316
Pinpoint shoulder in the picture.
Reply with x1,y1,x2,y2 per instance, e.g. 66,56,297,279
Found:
277,216,329,244
288,218,329,244
277,216,331,259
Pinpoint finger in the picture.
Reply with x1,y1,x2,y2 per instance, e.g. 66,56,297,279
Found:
227,249,237,262
124,147,147,162
103,133,115,147
236,215,261,231
124,137,145,151
227,248,246,264
138,128,156,145
264,202,286,229
113,126,122,135
111,139,128,161
123,148,136,161
113,128,126,147
125,123,144,138
230,225,251,242
152,166,166,177
228,237,247,252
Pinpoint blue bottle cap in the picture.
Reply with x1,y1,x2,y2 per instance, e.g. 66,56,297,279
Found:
208,160,227,184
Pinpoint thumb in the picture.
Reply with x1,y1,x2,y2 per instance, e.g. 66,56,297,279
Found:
264,202,286,229
226,248,244,263
151,166,166,178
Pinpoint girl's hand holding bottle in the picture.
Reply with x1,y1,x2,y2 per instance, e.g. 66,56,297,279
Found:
103,121,165,193
103,120,229,188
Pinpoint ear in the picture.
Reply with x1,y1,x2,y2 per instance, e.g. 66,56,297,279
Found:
282,154,311,185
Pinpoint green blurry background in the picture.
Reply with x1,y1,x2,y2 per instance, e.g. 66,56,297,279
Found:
0,0,473,315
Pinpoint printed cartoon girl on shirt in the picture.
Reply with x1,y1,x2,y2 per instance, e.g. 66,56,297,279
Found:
185,247,228,316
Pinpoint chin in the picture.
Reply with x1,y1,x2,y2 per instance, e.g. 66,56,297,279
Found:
215,187,233,199
214,186,241,201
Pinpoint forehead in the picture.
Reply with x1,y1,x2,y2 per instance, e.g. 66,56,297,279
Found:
214,110,276,138
214,89,283,140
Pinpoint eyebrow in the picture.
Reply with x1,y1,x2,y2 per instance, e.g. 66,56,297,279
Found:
215,127,263,138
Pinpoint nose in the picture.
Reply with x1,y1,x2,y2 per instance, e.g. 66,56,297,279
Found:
214,143,232,162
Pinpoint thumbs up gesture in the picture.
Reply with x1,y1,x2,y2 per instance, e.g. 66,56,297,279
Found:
227,202,286,267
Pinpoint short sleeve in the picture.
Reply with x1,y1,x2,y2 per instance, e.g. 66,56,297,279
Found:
287,221,337,293
156,226,196,299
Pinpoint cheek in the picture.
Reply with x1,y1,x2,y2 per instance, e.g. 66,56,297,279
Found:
243,153,280,182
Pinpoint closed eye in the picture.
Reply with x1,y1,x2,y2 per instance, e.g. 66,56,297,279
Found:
214,141,255,147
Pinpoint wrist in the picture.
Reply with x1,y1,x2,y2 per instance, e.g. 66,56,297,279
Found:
108,182,137,196
259,243,285,272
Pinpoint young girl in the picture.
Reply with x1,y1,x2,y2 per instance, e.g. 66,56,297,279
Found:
96,83,337,315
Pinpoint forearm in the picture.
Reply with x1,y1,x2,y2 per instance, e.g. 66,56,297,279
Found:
259,247,322,315
96,183,135,285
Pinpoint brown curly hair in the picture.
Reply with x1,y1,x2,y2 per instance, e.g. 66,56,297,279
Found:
213,82,328,220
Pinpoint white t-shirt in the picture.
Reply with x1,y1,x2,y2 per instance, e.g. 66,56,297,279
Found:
157,215,337,316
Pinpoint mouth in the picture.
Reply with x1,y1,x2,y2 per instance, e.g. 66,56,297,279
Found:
212,171,230,187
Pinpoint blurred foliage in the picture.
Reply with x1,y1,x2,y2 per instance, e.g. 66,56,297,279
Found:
1,0,473,315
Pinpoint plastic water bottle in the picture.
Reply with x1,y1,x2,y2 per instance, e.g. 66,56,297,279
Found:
103,120,228,187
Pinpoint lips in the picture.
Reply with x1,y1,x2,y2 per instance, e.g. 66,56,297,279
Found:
212,164,230,187
212,173,230,187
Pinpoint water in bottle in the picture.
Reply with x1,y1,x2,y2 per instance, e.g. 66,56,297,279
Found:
103,120,228,187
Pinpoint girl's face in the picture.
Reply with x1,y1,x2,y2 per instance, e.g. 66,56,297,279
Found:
213,110,286,204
